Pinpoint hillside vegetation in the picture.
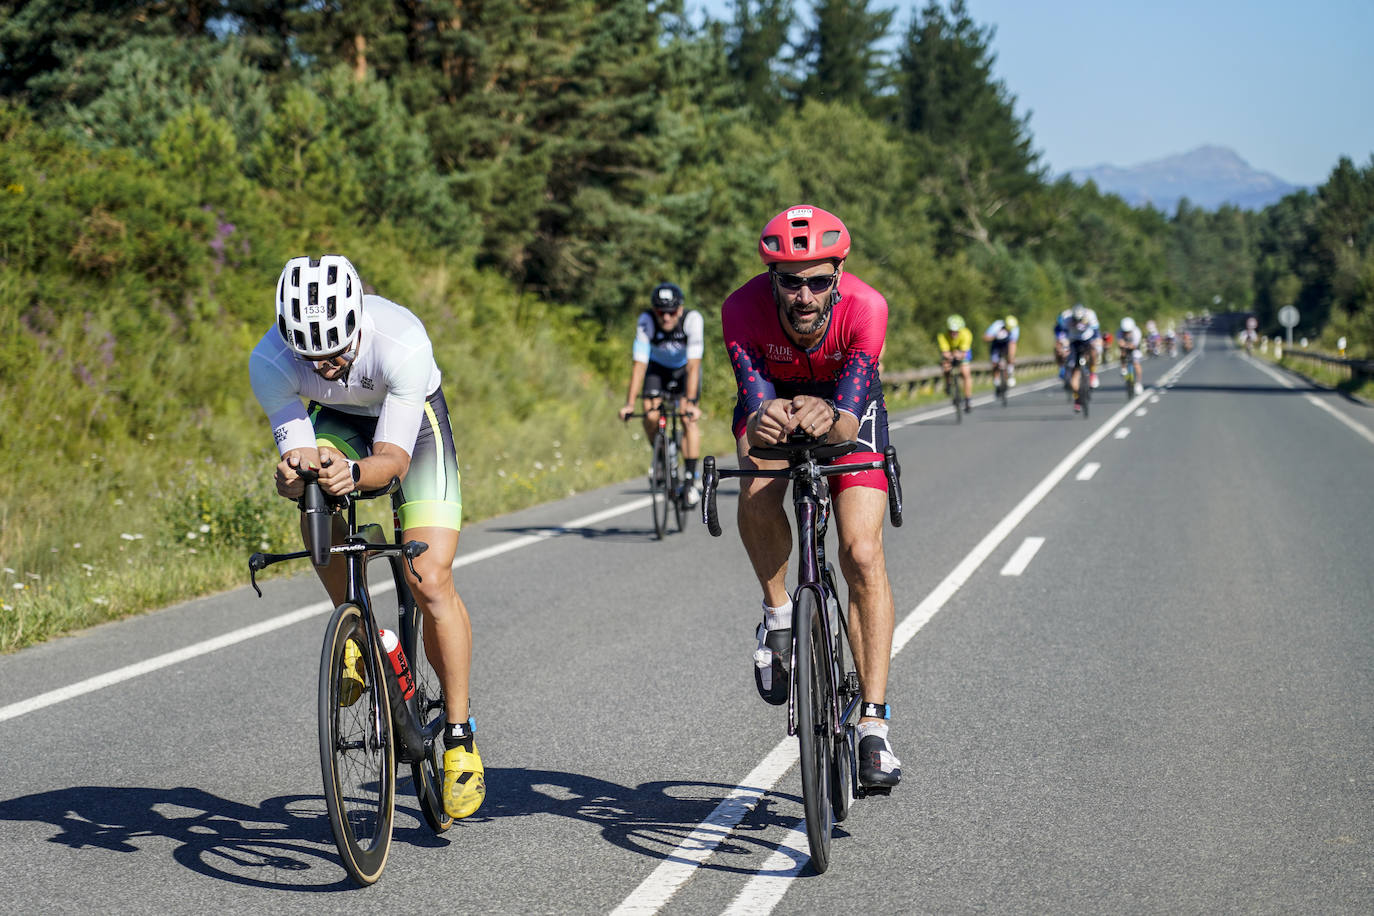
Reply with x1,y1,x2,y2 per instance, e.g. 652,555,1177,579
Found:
1,0,1370,650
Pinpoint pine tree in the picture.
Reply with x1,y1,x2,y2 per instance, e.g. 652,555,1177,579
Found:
794,0,895,115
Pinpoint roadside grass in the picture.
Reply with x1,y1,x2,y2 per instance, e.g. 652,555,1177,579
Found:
1251,345,1374,402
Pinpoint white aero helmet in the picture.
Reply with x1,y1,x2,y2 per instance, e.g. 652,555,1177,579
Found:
1121,316,1137,333
275,255,363,358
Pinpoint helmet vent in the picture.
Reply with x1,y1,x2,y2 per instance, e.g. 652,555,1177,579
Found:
308,282,319,306
791,235,808,252
762,235,782,254
290,297,301,321
309,322,322,351
326,296,337,320
821,230,841,247
326,327,339,349
327,265,337,284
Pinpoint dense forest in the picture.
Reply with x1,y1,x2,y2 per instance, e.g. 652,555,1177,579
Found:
1,0,1371,647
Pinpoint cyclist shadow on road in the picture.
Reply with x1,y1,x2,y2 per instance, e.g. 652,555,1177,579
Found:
473,766,829,876
0,779,441,892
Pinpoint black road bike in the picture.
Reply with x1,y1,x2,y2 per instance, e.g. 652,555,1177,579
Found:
249,471,450,885
1066,339,1093,418
627,397,690,539
701,439,903,873
944,357,968,421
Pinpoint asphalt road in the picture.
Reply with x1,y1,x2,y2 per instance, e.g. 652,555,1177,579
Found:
1,330,1370,914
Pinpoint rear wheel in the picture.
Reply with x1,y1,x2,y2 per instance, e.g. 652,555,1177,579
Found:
650,432,669,539
400,591,452,834
794,589,834,874
949,373,963,423
319,603,395,886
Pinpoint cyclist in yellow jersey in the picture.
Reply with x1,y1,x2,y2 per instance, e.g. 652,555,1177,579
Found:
938,315,975,413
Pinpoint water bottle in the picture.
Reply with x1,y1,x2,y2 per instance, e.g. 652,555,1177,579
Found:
378,628,415,701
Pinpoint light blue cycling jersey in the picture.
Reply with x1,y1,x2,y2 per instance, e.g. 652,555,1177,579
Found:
632,310,705,368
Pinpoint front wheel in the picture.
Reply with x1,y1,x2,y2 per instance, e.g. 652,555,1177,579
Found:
1079,358,1091,418
649,432,669,540
319,603,395,886
794,589,834,874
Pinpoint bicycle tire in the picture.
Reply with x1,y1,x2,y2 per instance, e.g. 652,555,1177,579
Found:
650,432,669,539
822,570,853,825
794,588,834,874
670,430,686,534
949,375,963,424
318,603,395,886
400,593,453,834
1079,355,1091,418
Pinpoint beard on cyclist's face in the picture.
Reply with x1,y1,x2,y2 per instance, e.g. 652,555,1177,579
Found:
773,259,840,338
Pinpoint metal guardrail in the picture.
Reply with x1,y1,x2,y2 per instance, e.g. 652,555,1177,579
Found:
1277,349,1374,384
883,355,1059,397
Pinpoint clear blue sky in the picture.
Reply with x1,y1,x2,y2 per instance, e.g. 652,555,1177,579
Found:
690,0,1373,187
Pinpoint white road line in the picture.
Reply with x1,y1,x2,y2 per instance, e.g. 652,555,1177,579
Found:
1000,537,1046,576
1243,354,1374,448
1114,428,1131,439
1303,394,1374,447
0,497,652,724
1135,408,1148,416
620,370,1180,916
1075,462,1101,481
1150,395,1160,403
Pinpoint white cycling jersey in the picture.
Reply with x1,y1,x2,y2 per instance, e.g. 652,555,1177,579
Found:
249,294,442,458
1119,325,1143,349
984,319,1020,343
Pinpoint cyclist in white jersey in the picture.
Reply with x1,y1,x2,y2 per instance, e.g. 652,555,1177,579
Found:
1118,316,1144,395
618,282,706,504
249,254,484,820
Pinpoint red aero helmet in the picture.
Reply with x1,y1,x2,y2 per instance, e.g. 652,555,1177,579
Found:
758,205,851,264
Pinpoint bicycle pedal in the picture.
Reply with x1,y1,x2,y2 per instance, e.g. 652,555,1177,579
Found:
857,785,893,798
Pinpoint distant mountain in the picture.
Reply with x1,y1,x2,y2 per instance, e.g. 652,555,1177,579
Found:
1069,145,1306,212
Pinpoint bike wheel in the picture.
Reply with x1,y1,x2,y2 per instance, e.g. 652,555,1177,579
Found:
1079,359,1091,418
650,432,669,540
319,603,395,886
794,589,834,874
822,571,853,825
670,433,686,534
401,595,453,834
950,379,963,424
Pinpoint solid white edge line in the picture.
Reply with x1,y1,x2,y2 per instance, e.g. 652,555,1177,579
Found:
1000,537,1046,576
0,495,653,724
1244,353,1374,448
710,347,1203,916
624,349,1205,916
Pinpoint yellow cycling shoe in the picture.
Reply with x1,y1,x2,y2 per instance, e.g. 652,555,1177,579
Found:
338,638,365,707
442,744,486,819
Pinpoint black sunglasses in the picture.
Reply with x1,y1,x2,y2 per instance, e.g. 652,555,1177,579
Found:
772,271,838,294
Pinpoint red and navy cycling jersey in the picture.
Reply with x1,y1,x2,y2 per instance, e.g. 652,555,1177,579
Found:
722,272,887,436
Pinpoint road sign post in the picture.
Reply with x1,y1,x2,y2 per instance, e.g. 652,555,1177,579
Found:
1277,305,1300,347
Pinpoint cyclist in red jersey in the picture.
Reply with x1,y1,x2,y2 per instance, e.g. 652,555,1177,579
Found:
721,205,901,790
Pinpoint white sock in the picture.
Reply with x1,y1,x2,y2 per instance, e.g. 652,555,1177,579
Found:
763,599,792,630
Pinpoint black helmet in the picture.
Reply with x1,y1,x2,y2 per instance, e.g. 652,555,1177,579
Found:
651,282,683,311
